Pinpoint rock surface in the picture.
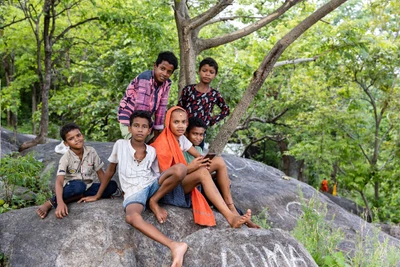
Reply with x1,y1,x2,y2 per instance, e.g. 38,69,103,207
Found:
1,132,399,266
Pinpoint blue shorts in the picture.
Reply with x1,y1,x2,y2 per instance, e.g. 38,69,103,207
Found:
123,178,160,211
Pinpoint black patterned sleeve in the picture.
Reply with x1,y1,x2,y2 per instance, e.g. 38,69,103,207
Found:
177,86,189,109
210,91,230,126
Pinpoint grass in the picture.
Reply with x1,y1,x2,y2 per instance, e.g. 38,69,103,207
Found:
253,188,400,266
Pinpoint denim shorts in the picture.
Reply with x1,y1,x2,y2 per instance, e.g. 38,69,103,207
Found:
123,177,160,211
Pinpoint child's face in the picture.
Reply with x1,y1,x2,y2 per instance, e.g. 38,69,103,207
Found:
186,126,205,146
170,110,187,138
154,60,175,84
199,64,216,84
64,129,84,150
129,117,151,142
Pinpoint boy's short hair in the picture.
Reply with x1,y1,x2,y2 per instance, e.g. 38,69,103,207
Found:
129,110,153,127
60,123,80,141
156,51,178,71
187,117,207,133
199,57,218,74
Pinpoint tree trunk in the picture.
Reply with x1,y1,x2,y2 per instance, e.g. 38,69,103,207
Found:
32,83,38,135
20,0,54,151
277,139,291,176
359,190,373,222
210,0,348,154
174,0,199,93
2,51,17,129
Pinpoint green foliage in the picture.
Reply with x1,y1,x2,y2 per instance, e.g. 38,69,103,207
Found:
279,0,400,223
0,153,52,213
291,190,347,267
351,224,400,267
0,251,9,267
292,189,400,266
252,207,272,229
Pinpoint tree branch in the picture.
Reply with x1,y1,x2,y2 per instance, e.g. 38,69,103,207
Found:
54,1,81,18
241,134,285,157
274,56,319,67
0,16,29,29
187,0,233,30
202,15,264,27
54,17,99,44
358,143,372,165
235,108,289,132
197,0,302,52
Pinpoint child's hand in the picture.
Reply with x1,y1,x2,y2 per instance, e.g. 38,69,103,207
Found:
55,202,68,219
78,196,99,203
202,157,212,169
189,157,210,170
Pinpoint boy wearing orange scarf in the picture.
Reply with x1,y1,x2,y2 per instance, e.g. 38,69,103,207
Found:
151,106,252,228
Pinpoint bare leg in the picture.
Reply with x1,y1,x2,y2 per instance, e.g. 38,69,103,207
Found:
208,157,237,214
209,157,261,228
149,164,186,224
182,168,251,228
126,203,188,267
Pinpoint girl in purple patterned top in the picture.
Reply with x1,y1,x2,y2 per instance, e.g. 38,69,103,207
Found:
178,57,230,129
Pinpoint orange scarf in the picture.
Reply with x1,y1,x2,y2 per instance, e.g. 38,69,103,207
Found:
151,106,216,226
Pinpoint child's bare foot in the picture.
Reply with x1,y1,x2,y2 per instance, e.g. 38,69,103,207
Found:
245,220,261,229
149,199,168,224
170,241,188,267
227,203,240,216
229,209,252,228
36,201,52,219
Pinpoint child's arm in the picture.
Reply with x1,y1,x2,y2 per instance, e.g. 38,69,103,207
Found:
55,175,68,219
186,146,210,173
210,92,230,126
78,163,117,203
188,146,202,158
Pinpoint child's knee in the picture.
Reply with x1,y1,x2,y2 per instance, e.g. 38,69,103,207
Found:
198,168,211,179
173,163,187,179
214,157,225,168
64,180,86,197
125,212,142,227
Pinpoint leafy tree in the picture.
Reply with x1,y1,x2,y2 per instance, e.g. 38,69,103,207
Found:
172,0,348,153
285,0,400,221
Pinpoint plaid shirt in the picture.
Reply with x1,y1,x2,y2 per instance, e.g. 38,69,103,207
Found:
118,70,171,130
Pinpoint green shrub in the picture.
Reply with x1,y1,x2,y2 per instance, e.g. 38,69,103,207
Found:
252,207,272,229
0,152,52,213
0,251,9,267
351,223,400,267
291,190,348,267
291,189,400,266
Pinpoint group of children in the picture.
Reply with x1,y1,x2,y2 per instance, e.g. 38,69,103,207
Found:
36,54,258,267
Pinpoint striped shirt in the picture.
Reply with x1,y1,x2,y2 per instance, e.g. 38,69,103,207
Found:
118,70,171,130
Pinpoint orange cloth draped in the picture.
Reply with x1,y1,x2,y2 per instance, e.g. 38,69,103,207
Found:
151,106,216,226
320,179,329,192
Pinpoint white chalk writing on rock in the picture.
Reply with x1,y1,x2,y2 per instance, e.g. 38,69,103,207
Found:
221,243,308,267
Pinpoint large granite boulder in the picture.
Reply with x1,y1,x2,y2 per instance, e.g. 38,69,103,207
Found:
0,200,317,266
1,139,399,266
